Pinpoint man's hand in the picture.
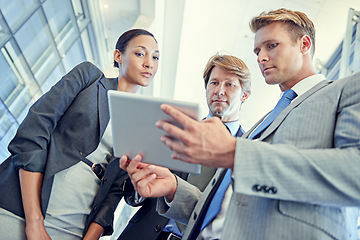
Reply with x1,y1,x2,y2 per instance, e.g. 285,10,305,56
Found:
119,154,178,201
156,104,236,169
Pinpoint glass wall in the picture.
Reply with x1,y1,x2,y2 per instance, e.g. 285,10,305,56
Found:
318,9,360,80
0,0,102,161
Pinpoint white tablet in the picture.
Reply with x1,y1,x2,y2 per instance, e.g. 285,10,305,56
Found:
108,90,201,174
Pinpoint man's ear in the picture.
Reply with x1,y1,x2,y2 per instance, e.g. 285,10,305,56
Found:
241,91,249,102
114,49,122,65
300,35,312,55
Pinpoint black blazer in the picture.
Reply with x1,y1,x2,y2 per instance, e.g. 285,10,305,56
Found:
117,171,187,240
0,61,127,236
117,125,244,239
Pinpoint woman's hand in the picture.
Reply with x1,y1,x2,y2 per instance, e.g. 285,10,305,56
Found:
19,169,51,240
120,154,178,201
25,217,51,240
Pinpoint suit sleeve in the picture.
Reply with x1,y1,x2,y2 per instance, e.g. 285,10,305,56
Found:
8,62,104,172
87,161,128,236
233,72,360,206
157,176,202,225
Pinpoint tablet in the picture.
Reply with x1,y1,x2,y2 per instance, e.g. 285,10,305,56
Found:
108,90,201,174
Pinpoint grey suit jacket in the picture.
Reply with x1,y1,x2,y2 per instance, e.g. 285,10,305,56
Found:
0,61,128,236
158,72,360,240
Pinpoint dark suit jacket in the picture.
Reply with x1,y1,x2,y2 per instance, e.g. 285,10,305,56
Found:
117,126,244,239
0,61,128,236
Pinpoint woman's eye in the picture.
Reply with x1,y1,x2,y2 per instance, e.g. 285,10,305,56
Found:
135,52,144,57
153,56,159,61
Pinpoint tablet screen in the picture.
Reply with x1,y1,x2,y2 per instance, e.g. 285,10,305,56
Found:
108,90,201,174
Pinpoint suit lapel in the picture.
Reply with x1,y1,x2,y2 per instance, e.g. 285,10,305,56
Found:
259,80,332,140
98,77,118,139
243,114,268,139
184,168,226,239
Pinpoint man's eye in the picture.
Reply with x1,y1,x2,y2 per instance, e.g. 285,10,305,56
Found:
269,43,278,49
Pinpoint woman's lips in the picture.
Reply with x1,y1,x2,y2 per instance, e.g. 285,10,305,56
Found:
141,72,152,78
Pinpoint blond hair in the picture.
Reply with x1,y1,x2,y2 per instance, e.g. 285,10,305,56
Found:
203,54,251,94
250,8,316,55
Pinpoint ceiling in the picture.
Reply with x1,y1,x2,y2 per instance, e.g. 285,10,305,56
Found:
100,0,360,130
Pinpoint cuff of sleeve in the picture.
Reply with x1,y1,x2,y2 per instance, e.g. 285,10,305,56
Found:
12,150,48,172
92,205,114,236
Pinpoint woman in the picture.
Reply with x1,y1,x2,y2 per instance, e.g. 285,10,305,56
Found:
0,29,159,240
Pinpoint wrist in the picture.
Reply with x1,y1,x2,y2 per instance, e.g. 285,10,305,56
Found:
219,136,236,169
26,215,44,222
24,210,44,220
165,174,178,202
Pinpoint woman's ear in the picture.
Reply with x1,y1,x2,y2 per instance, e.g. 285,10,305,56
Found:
114,49,122,65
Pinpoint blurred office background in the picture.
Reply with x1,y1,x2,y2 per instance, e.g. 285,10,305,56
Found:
0,0,359,238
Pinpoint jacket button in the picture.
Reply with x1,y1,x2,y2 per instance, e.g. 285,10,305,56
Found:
101,177,107,184
212,178,216,186
269,187,277,194
261,185,270,193
193,212,197,220
252,184,262,192
93,206,98,211
155,224,162,232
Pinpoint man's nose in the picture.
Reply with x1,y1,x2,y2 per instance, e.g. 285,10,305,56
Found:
257,51,269,63
215,83,225,95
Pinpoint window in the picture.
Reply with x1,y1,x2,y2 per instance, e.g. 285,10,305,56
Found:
0,0,39,32
0,0,102,162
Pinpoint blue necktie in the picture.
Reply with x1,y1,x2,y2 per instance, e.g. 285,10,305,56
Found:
201,168,231,230
249,89,297,139
199,123,234,231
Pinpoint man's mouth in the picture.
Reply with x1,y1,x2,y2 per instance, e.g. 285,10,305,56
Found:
263,66,275,73
212,99,227,103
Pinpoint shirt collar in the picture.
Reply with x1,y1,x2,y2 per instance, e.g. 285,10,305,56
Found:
289,74,326,97
206,114,240,137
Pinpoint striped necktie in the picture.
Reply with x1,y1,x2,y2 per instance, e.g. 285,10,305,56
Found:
249,89,297,139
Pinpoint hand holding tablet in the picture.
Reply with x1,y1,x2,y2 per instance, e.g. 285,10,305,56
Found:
108,90,201,174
